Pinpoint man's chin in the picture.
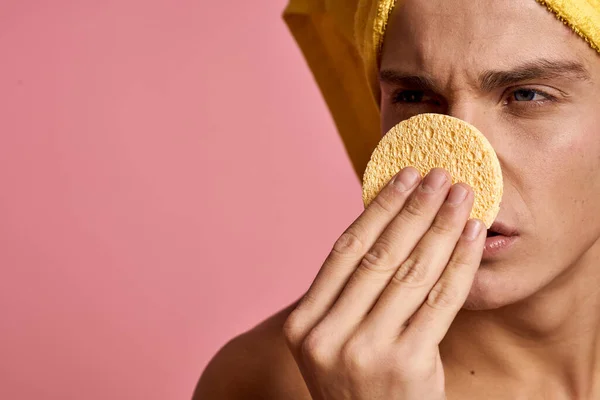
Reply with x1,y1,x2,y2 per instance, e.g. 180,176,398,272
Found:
460,268,524,311
461,298,507,311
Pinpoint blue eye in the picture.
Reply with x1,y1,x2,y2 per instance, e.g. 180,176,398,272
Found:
513,89,544,101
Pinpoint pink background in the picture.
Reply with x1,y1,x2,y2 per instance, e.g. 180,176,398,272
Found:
0,1,363,399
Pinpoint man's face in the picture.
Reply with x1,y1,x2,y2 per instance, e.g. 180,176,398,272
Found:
380,0,600,310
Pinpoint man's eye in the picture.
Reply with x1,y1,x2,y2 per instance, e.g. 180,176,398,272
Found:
512,89,546,102
394,90,425,103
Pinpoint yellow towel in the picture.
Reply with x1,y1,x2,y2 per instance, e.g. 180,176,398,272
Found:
283,0,600,181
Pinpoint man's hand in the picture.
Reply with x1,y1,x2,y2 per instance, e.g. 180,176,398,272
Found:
283,167,486,399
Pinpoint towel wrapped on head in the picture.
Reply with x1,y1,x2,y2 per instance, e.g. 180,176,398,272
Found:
283,0,600,180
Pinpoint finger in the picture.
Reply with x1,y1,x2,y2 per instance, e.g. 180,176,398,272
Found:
359,182,475,341
284,167,422,346
402,218,486,345
314,169,453,339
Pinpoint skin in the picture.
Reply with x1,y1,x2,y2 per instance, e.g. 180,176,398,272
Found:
380,0,600,398
195,0,600,398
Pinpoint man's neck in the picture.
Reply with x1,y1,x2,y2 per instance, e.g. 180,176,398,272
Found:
441,245,600,399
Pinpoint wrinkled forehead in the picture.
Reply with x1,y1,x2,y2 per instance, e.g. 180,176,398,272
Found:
381,0,594,72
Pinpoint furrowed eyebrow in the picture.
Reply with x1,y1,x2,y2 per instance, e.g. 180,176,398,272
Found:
478,59,590,91
378,71,440,92
379,59,590,94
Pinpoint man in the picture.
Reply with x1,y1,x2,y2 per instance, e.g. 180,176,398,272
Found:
195,0,600,398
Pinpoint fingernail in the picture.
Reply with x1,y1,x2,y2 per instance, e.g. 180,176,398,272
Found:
447,184,468,205
464,219,483,241
422,169,447,192
392,168,420,191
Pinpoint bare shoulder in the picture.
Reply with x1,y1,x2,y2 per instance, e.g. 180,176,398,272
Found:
193,299,311,400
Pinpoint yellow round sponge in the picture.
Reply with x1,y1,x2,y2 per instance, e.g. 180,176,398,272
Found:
362,113,503,228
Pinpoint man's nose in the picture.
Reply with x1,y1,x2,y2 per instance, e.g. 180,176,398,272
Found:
447,102,495,144
445,102,507,166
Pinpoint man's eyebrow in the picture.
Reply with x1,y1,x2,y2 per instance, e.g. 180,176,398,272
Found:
479,59,590,91
379,59,590,93
378,71,440,91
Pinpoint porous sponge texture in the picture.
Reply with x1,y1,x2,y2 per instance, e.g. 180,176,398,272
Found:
362,114,503,228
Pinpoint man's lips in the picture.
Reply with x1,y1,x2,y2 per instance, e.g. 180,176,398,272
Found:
483,220,519,259
486,221,519,237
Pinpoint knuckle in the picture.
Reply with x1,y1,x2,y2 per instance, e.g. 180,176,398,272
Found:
332,228,365,257
341,337,373,371
401,197,426,220
301,330,331,366
282,311,306,347
429,214,455,236
391,344,435,378
360,242,395,275
393,257,429,287
427,281,459,310
391,347,415,369
371,192,397,214
446,256,473,273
